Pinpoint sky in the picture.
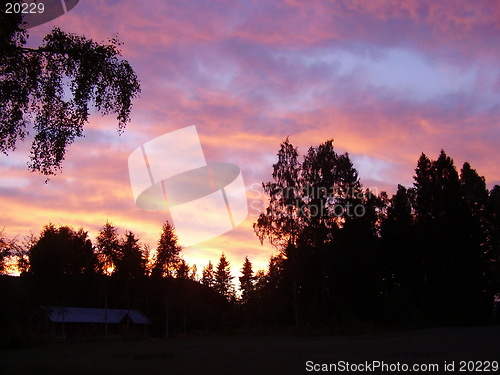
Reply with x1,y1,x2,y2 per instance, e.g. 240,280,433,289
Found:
2,0,500,277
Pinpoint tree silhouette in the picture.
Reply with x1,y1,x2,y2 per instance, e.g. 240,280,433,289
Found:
458,161,489,313
26,224,98,307
0,229,15,274
151,221,181,279
95,221,121,275
0,11,140,175
14,232,36,275
329,188,386,323
255,138,366,325
189,264,198,281
239,256,255,304
2,139,499,337
113,231,146,279
379,184,419,319
214,253,234,300
175,258,190,280
250,254,291,326
486,185,500,300
412,153,434,222
201,261,215,287
409,151,488,323
254,138,302,250
460,162,488,217
29,224,96,278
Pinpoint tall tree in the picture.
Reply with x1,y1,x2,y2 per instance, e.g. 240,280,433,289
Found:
380,185,417,296
95,221,121,275
113,231,146,279
0,229,14,275
176,258,190,280
486,185,500,300
239,256,255,304
411,151,485,323
0,10,140,175
189,264,198,282
460,162,488,217
151,221,181,278
254,138,302,249
251,255,291,326
254,138,366,325
214,253,234,300
201,261,215,287
29,224,96,278
412,153,434,222
329,187,387,321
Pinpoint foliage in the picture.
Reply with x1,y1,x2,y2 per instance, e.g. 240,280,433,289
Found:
0,228,14,274
201,261,215,287
28,224,96,278
254,140,500,327
214,253,234,300
189,264,198,281
175,258,190,280
239,256,255,304
113,231,146,279
95,221,121,275
3,139,500,336
0,11,140,175
151,221,181,278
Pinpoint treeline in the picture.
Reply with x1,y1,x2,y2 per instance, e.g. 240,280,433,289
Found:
252,139,500,329
1,137,500,344
0,221,258,341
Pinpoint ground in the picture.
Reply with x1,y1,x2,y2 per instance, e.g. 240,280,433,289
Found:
0,326,499,374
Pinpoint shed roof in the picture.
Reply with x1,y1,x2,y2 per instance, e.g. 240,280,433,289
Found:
34,306,151,325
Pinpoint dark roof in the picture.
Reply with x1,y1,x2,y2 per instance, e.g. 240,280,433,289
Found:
33,306,151,324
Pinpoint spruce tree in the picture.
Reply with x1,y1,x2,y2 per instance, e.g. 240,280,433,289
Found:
214,253,234,300
239,256,255,304
151,221,181,278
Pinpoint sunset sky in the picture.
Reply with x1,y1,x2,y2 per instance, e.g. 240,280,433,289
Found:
2,0,500,276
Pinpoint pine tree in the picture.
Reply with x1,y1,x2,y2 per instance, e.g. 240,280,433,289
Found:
486,186,500,300
239,256,255,303
411,150,483,323
380,185,419,309
114,231,146,279
189,264,198,282
214,253,234,300
176,258,190,280
201,261,215,287
413,153,434,222
151,221,181,278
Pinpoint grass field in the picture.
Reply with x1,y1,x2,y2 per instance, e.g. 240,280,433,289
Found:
0,326,499,374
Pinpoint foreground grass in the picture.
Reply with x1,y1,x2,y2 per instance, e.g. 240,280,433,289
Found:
0,326,499,374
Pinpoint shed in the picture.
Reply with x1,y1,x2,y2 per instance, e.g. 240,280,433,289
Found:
30,306,152,338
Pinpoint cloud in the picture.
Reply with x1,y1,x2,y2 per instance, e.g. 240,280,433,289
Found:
4,0,500,274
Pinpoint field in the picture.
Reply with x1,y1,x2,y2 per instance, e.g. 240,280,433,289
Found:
0,326,499,374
